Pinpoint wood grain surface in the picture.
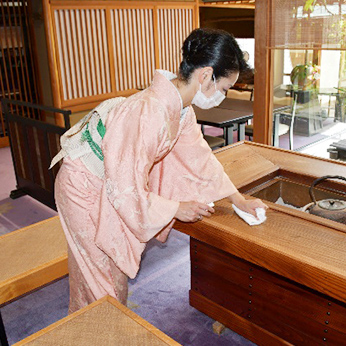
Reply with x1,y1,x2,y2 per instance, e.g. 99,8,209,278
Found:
242,142,346,179
0,216,68,304
214,141,346,190
191,239,346,345
189,291,291,346
175,142,346,303
215,143,279,188
176,197,346,303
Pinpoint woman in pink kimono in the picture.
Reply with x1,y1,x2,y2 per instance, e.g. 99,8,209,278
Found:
53,28,266,313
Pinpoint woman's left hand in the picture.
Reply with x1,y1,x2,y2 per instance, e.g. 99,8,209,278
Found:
228,192,268,218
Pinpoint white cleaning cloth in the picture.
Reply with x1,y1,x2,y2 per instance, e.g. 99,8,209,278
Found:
232,204,267,226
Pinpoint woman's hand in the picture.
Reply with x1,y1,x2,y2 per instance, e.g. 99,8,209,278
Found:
175,201,215,222
228,192,268,218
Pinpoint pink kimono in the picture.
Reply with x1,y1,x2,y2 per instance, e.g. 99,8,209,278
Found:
55,70,237,313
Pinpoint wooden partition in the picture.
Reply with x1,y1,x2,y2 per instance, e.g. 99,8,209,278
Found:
0,1,42,148
42,0,198,122
2,99,70,210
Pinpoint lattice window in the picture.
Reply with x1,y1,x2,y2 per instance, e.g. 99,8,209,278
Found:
48,2,197,110
110,8,155,91
157,8,194,73
54,9,111,100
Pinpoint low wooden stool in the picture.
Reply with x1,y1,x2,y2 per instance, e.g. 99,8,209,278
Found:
14,295,181,345
0,216,68,345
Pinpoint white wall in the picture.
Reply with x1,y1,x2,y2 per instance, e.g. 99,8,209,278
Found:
320,51,340,89
236,38,255,68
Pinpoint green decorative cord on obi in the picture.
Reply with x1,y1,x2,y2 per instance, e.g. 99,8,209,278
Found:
81,119,106,161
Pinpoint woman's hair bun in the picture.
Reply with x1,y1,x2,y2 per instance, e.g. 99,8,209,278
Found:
179,28,248,82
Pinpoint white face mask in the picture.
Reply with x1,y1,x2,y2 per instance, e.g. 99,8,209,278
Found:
192,75,226,109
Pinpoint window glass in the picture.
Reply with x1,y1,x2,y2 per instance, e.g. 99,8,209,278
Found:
273,48,346,158
236,38,255,68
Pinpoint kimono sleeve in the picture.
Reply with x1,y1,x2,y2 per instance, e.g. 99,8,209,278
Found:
96,100,179,245
150,106,238,205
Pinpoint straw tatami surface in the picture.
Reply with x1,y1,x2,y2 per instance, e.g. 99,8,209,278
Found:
15,297,180,346
0,217,66,286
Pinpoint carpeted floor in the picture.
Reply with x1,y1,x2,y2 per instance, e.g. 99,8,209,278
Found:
0,146,254,345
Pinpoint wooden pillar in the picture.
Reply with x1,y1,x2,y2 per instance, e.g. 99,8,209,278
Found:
42,0,64,126
195,0,200,28
253,0,273,145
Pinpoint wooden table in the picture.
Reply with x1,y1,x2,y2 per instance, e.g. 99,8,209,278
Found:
218,99,288,115
194,100,289,146
175,142,346,346
193,105,253,145
317,88,345,122
218,98,254,112
15,296,180,346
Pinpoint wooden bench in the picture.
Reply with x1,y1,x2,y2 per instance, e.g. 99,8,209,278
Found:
14,295,180,346
0,216,68,345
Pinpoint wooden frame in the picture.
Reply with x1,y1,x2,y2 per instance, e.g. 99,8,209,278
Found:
200,2,255,10
0,216,68,306
15,295,180,345
189,238,346,345
175,141,346,345
0,216,68,346
253,0,273,145
42,0,198,120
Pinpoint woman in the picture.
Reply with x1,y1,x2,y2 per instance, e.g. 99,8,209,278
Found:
53,28,267,313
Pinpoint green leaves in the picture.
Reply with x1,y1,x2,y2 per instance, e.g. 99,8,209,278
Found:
304,0,316,12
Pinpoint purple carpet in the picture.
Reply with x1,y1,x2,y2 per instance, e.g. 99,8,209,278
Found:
0,146,255,345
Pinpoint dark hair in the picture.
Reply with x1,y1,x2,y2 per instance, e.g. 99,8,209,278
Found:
179,28,249,82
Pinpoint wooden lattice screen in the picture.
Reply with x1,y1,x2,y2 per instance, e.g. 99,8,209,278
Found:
0,1,41,148
2,99,71,209
43,0,198,119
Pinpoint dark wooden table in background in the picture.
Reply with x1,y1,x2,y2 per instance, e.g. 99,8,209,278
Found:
193,104,253,145
194,100,289,146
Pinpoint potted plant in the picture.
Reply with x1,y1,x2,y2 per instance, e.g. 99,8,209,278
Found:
290,64,320,103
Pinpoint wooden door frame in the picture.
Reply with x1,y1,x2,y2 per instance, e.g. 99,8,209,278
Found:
253,0,273,145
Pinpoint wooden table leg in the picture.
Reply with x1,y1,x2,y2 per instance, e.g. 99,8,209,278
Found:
212,321,226,335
